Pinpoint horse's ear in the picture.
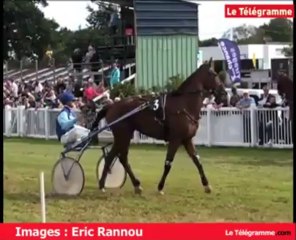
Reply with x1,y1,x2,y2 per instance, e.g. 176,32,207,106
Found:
208,57,213,67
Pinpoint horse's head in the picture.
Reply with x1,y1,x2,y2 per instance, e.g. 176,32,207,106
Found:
198,58,218,93
175,58,218,95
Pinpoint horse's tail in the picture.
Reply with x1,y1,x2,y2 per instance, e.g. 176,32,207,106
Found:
90,104,111,146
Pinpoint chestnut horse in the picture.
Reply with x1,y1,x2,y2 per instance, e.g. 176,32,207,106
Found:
91,59,218,195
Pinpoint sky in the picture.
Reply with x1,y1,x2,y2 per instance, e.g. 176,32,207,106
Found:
39,0,293,40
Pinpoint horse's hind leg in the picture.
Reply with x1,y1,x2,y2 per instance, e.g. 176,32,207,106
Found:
157,140,181,194
117,136,143,194
119,155,143,194
183,139,211,193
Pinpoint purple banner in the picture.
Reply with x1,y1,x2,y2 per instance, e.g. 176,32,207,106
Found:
218,38,241,83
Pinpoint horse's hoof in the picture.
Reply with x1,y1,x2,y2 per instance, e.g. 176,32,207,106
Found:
135,186,143,195
101,188,106,193
204,185,212,193
159,191,165,195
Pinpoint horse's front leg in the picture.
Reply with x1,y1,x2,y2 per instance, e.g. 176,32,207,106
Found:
157,140,181,195
183,139,212,193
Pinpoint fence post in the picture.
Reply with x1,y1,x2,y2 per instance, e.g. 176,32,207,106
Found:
17,106,20,136
206,108,212,146
4,105,11,137
128,64,131,77
17,106,23,136
44,107,49,140
250,107,256,147
18,106,26,137
132,131,139,144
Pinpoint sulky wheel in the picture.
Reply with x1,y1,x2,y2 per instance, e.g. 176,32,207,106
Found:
51,157,85,196
96,156,127,189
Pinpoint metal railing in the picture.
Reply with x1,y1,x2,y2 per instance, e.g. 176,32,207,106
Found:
4,61,136,84
3,106,293,148
122,73,136,84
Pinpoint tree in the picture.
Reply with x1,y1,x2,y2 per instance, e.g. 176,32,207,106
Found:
282,45,293,57
3,0,59,61
217,19,293,45
237,28,266,44
86,1,119,45
222,24,257,41
199,38,218,47
260,19,293,43
87,1,115,30
220,24,266,44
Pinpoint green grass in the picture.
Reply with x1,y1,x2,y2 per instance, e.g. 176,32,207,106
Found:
4,138,293,223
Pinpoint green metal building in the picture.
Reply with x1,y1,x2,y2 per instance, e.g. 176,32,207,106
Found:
134,0,199,89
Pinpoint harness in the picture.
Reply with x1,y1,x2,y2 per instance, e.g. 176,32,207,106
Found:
148,90,202,141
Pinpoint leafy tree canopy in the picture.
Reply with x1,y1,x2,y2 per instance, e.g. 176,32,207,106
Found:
200,19,293,46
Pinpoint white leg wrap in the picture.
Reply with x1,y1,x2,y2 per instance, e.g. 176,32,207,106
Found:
165,160,172,166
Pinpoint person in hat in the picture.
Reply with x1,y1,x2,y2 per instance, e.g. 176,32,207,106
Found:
56,92,90,146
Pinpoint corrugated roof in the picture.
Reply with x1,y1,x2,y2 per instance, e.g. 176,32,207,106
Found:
134,0,198,36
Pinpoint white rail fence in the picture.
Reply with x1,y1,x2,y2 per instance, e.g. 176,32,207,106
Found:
3,106,293,149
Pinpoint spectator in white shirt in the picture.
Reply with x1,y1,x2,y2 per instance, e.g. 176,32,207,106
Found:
258,86,272,107
203,93,216,108
34,80,43,94
11,79,18,98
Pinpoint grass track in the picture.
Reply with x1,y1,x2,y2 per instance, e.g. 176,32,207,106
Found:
4,138,293,222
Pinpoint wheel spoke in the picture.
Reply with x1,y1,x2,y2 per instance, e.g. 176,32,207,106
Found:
52,157,85,196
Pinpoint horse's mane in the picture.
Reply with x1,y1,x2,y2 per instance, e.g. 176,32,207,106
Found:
278,75,293,89
278,75,293,103
173,64,208,94
176,70,199,93
281,75,293,83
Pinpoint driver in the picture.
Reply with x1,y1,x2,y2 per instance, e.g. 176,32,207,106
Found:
56,92,90,146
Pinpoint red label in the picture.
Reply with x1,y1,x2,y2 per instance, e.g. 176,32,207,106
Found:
225,4,294,18
125,28,134,36
0,223,295,240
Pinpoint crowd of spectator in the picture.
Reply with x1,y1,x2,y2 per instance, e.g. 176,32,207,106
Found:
201,79,291,146
3,63,122,110
3,77,110,110
3,72,292,146
202,79,288,110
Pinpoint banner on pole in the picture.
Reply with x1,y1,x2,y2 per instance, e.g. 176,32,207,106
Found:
218,38,242,84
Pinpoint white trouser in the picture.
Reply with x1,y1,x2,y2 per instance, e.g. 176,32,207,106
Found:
60,125,90,145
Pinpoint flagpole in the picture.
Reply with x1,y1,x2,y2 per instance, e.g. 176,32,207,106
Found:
230,27,234,41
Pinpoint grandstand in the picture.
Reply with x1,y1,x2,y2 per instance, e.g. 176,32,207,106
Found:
3,62,136,84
